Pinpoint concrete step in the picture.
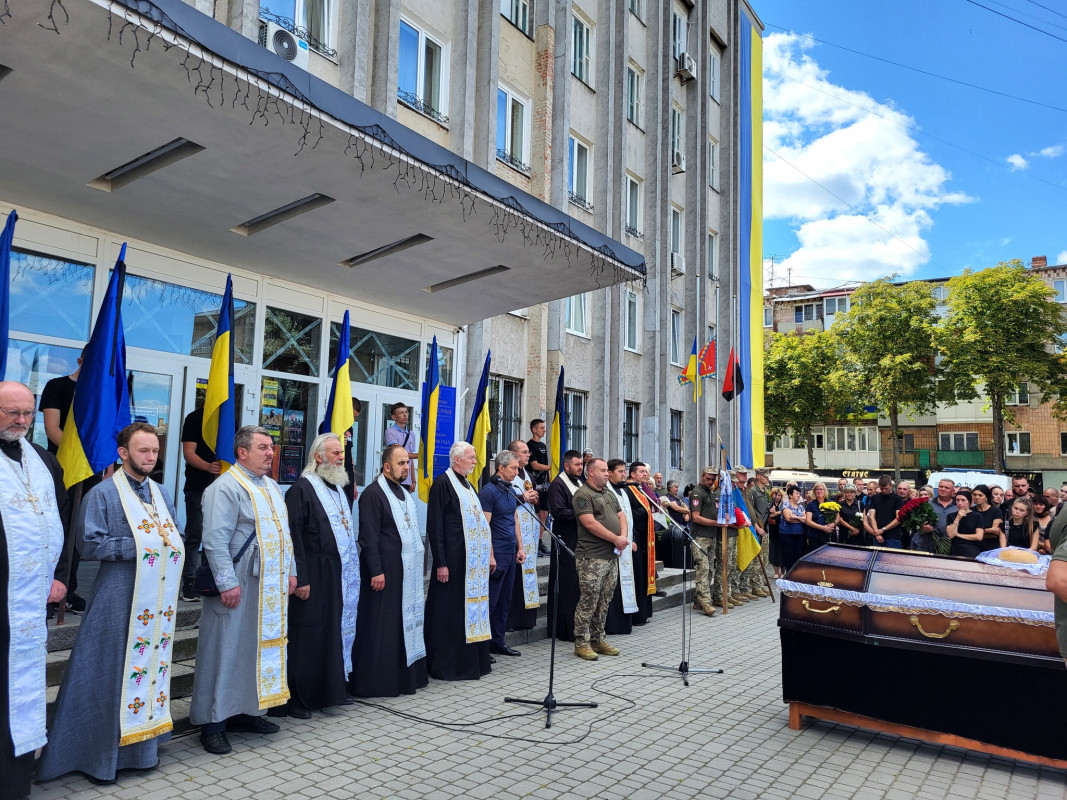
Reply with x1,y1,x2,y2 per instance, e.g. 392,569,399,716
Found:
47,604,201,652
46,627,201,687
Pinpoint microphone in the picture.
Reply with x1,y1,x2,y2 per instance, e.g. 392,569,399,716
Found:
490,474,526,500
619,480,644,487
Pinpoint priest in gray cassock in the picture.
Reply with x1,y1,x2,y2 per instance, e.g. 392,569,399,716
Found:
190,426,297,756
277,433,360,717
0,382,69,800
38,422,184,786
350,444,428,697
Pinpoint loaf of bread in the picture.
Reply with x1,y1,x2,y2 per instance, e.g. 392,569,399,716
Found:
999,549,1039,564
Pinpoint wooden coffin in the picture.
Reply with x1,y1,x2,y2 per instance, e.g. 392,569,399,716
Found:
778,544,1067,768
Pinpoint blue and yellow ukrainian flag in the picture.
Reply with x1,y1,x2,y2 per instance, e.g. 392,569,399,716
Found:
0,210,17,379
726,451,762,571
465,350,492,485
202,274,236,470
676,337,700,401
549,367,566,479
57,243,132,488
320,309,355,439
418,336,440,503
739,13,764,466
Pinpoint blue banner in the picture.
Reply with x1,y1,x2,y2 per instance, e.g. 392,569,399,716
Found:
433,385,456,480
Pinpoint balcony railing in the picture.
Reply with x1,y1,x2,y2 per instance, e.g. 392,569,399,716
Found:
936,449,993,468
397,91,449,126
495,149,530,175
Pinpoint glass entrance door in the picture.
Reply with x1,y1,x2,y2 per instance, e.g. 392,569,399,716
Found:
351,387,419,495
125,359,186,502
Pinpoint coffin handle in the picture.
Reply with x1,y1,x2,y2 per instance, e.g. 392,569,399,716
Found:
801,600,840,615
909,616,959,639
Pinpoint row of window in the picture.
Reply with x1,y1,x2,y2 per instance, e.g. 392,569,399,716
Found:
774,426,1046,457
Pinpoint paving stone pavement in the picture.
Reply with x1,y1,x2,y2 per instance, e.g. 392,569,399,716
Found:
30,599,1067,800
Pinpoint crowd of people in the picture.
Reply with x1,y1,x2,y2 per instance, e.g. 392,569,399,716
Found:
17,369,1067,798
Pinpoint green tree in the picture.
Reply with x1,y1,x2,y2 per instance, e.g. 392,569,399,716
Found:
938,260,1067,474
834,278,939,482
764,329,849,471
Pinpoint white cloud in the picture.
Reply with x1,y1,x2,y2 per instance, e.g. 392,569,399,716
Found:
1039,145,1064,159
763,33,971,287
1006,154,1029,171
1058,250,1067,265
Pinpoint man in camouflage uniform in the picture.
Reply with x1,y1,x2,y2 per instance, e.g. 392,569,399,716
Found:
572,458,632,660
741,467,771,599
688,466,732,613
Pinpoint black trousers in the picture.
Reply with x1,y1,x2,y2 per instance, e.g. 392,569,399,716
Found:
182,489,206,586
488,556,516,647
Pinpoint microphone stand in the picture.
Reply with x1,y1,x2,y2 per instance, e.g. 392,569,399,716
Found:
636,487,724,687
499,483,597,728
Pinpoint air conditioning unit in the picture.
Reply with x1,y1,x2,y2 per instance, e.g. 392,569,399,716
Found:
676,52,696,82
671,252,686,276
672,150,686,174
259,20,310,70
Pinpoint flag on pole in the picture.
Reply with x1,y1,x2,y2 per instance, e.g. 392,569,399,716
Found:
320,309,355,440
465,350,492,485
676,337,700,400
0,210,16,379
202,274,237,470
549,367,566,479
698,339,716,381
57,243,131,488
721,346,745,401
718,448,762,571
418,336,441,503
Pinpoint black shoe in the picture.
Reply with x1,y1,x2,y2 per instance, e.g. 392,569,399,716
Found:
226,715,280,734
538,545,551,557
201,731,232,755
179,587,200,602
46,602,56,620
65,593,87,613
489,656,496,664
266,706,287,718
288,703,312,720
653,590,667,597
341,695,356,705
490,644,521,657
85,774,117,786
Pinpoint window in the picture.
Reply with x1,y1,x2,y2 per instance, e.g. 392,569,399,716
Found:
826,426,878,452
565,293,588,336
500,0,531,36
1005,432,1031,456
623,402,640,462
626,65,642,126
1061,432,1067,456
568,135,591,208
939,432,979,451
564,390,588,453
763,306,773,328
262,0,333,53
398,19,447,122
670,308,683,365
670,107,683,154
263,307,321,377
824,296,850,326
625,175,642,237
341,325,421,389
572,14,592,85
259,377,318,484
931,285,950,304
765,434,775,454
793,303,815,323
1006,382,1030,406
624,289,640,351
901,433,915,453
123,273,256,363
708,49,721,102
669,410,683,469
671,10,686,59
707,231,718,279
628,0,641,18
1054,279,1066,303
488,376,523,457
670,207,683,255
708,137,719,190
7,249,94,341
496,86,530,173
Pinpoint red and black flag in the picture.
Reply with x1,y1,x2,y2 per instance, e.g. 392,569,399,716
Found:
721,346,745,401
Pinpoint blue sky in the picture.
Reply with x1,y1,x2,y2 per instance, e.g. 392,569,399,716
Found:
756,0,1066,289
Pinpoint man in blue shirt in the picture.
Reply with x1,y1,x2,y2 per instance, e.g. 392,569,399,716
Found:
384,402,418,492
479,450,526,657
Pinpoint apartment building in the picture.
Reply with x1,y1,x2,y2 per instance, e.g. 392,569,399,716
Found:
0,0,762,511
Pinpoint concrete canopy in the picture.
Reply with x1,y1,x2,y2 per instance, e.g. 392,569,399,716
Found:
0,0,645,326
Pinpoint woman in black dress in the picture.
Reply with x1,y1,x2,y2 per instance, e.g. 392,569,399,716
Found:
946,490,985,558
1003,497,1037,550
1034,496,1054,554
971,484,1004,553
767,488,783,577
836,485,865,546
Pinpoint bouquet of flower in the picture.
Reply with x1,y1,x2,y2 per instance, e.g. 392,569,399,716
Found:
897,497,950,554
819,501,841,525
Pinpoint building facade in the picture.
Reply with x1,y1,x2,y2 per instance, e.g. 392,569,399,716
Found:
0,0,761,513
